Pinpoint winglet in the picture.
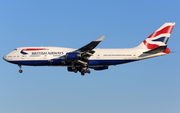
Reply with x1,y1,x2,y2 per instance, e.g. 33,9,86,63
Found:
95,36,105,42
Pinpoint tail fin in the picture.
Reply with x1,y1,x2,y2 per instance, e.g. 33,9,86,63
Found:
136,23,175,50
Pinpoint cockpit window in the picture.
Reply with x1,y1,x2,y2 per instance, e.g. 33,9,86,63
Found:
14,49,17,50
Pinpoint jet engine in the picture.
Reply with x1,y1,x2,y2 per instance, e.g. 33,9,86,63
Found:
67,67,74,72
66,53,81,60
93,66,108,70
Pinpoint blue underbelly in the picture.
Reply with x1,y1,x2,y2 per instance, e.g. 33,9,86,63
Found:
9,59,136,66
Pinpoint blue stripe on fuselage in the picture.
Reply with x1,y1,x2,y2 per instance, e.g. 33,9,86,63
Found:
8,59,136,66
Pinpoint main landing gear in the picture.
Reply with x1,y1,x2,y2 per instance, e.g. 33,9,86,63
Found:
18,65,23,73
80,67,91,76
71,62,90,75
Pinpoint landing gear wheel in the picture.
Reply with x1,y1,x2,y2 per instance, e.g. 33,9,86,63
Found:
19,70,23,73
81,72,85,76
18,65,23,73
74,70,78,73
86,70,91,74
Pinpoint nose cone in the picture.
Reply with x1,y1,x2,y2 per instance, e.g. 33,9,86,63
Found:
3,55,8,61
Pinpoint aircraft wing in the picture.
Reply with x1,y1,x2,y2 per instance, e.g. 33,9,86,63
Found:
61,36,105,61
75,36,105,52
71,36,105,58
61,36,105,75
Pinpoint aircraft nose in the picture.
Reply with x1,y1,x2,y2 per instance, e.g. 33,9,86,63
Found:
3,55,8,61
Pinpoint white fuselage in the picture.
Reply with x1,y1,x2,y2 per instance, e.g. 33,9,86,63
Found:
3,46,166,66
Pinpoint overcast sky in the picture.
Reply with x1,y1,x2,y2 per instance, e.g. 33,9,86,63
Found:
0,0,180,113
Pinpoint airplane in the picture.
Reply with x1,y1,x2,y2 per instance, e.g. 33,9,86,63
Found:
3,23,175,75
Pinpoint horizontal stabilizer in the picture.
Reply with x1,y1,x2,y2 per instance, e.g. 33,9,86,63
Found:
143,46,167,53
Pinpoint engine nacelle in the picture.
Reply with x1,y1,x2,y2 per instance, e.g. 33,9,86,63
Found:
66,53,81,60
93,66,108,70
67,67,74,72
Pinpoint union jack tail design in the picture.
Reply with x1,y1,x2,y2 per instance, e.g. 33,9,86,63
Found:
136,23,175,53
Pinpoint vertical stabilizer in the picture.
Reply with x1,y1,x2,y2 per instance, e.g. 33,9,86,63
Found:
136,23,175,50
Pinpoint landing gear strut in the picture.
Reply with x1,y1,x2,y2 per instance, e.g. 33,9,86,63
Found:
71,62,78,73
18,65,23,73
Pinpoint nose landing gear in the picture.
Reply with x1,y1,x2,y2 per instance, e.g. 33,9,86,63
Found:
18,65,23,73
19,70,23,73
